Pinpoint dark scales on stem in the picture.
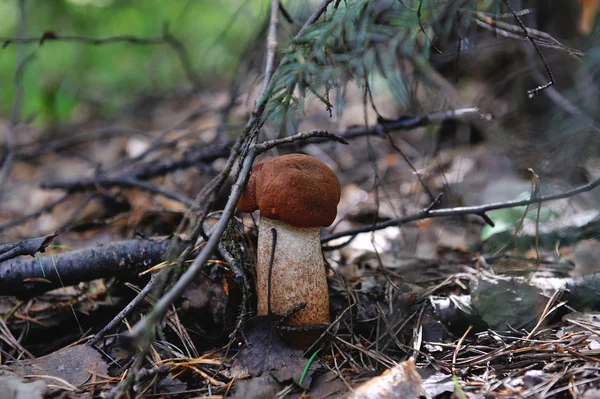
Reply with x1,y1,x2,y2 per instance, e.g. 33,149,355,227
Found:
231,228,325,381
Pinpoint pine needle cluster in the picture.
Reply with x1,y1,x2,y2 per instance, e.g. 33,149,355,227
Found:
265,0,491,131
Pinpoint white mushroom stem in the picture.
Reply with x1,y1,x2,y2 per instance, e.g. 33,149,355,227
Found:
256,216,330,327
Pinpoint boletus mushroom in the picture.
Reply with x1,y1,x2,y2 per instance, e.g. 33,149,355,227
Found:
237,154,340,343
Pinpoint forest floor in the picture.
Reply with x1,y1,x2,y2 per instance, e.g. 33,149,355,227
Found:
1,72,600,399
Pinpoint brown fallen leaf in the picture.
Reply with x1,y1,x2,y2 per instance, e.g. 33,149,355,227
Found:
348,358,423,399
10,344,109,389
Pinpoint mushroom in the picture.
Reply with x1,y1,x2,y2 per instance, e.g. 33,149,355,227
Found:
237,154,340,336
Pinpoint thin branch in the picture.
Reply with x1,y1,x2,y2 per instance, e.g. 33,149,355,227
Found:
253,129,348,153
340,107,490,139
88,274,159,346
525,46,600,136
279,3,299,26
161,23,202,90
102,109,212,175
0,233,57,263
4,105,485,234
127,137,258,347
386,132,435,202
471,11,583,59
1,33,164,46
417,0,441,54
14,127,149,160
1,29,201,89
452,325,473,375
65,105,475,182
322,175,600,243
218,241,248,290
262,0,280,94
501,0,554,98
295,0,334,41
41,176,194,206
0,192,69,233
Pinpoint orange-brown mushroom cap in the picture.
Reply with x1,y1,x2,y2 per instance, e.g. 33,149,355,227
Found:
237,154,340,228
236,160,264,213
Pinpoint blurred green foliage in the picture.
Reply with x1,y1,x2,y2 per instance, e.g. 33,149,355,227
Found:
0,0,266,124
481,205,561,243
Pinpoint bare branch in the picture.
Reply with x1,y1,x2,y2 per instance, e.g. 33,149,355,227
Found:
341,107,490,139
1,29,202,89
253,129,348,153
322,176,600,243
88,274,159,346
471,11,583,58
295,0,334,40
1,33,164,46
0,239,170,298
0,233,57,263
501,0,554,98
3,104,485,235
262,0,281,94
0,193,69,233
41,176,194,206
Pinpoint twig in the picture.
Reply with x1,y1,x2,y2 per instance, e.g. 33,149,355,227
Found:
41,176,194,206
524,41,600,136
454,9,464,83
0,233,57,263
417,0,441,54
262,0,280,94
88,274,160,346
501,0,554,98
1,33,164,46
452,325,472,375
525,290,563,340
295,0,334,41
340,107,489,139
196,1,253,67
471,11,583,59
217,242,248,291
303,305,352,357
161,23,202,90
387,131,435,202
102,109,212,175
0,316,34,359
253,129,348,152
0,192,69,233
322,175,600,243
279,3,300,26
3,105,488,234
529,169,542,266
1,29,201,89
124,138,258,381
14,126,149,160
37,107,481,202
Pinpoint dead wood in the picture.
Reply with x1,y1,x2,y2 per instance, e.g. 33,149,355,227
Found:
0,233,57,263
0,238,170,298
